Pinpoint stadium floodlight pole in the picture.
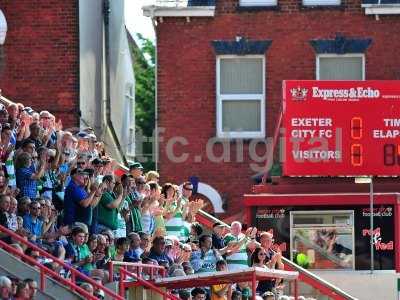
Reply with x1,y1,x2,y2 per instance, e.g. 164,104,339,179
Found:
355,176,374,274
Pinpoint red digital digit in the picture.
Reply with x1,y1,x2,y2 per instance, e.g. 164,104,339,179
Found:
384,144,396,166
351,117,363,140
351,144,363,166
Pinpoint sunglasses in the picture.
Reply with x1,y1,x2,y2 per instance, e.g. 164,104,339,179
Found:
183,186,193,191
259,253,267,256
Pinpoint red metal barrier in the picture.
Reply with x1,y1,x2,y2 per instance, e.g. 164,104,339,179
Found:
119,268,179,300
0,225,124,300
108,261,167,283
0,239,97,300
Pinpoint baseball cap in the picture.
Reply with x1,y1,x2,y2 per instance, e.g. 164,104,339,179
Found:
129,162,143,170
70,168,90,176
91,158,103,165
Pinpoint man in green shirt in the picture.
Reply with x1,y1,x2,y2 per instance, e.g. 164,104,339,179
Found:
97,175,125,232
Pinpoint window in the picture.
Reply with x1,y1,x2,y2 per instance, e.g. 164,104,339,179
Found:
216,56,265,138
317,54,365,80
303,0,340,6
239,0,277,6
291,211,354,270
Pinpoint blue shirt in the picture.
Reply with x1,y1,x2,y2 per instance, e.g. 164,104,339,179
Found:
16,165,37,199
148,249,173,266
23,214,43,238
63,180,91,226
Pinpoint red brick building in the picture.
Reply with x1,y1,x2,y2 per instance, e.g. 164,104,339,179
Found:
144,0,400,220
0,1,79,128
0,0,136,163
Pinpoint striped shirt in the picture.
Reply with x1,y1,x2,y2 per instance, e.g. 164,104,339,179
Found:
165,197,188,242
224,233,249,271
5,150,16,188
191,249,221,273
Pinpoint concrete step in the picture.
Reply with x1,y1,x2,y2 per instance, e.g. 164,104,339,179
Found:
0,248,81,300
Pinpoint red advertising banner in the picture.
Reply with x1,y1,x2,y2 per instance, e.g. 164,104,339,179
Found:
283,80,400,176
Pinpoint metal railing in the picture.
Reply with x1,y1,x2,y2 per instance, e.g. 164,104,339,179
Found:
196,209,358,300
0,225,124,300
0,239,98,300
108,261,167,283
119,267,179,300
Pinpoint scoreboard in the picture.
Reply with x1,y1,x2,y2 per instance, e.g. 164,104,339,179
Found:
283,80,400,176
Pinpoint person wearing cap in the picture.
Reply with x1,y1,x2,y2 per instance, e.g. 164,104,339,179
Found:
129,162,143,179
87,134,99,160
63,168,102,227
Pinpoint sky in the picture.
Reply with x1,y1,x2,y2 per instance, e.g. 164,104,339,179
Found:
125,0,156,42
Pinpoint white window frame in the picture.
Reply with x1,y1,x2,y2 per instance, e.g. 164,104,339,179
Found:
239,0,278,7
290,210,355,270
303,0,340,6
316,53,365,80
216,55,266,139
125,84,135,157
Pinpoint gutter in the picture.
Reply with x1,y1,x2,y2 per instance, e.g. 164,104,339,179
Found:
103,0,128,166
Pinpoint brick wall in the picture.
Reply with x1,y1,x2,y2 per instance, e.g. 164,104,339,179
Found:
156,0,400,220
0,0,79,128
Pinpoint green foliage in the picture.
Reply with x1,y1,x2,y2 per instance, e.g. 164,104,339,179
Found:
130,33,155,170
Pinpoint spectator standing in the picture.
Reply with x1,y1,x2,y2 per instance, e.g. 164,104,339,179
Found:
63,168,101,227
191,234,222,274
15,152,46,200
212,223,226,250
128,162,143,180
224,222,257,271
97,175,125,235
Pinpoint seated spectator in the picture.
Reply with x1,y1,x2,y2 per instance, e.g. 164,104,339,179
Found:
138,231,150,257
7,197,18,231
112,237,129,262
0,276,12,300
23,201,43,242
179,290,192,300
0,195,10,228
125,232,141,262
65,227,95,277
80,282,94,296
211,260,230,300
191,287,207,300
147,236,173,266
17,197,31,217
14,281,30,300
23,279,38,300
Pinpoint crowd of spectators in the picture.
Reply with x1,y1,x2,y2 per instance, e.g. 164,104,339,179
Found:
0,97,315,300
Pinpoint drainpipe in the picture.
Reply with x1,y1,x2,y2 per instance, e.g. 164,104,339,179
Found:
103,0,128,166
152,17,159,172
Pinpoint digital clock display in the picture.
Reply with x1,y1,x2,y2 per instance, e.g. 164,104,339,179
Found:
283,80,400,176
